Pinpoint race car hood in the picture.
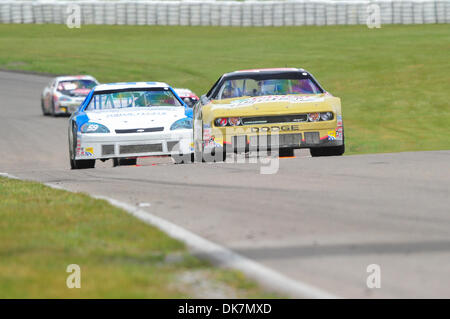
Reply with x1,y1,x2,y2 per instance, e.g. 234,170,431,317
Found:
85,107,187,130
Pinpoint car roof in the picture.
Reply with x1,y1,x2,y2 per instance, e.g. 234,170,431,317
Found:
56,75,98,82
224,68,306,77
174,88,195,95
94,82,171,92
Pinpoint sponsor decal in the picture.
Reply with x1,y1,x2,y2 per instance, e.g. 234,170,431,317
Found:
88,107,180,117
213,137,223,147
336,127,343,140
211,95,325,110
203,127,212,141
229,95,325,106
335,115,343,140
77,148,85,156
104,111,168,118
251,125,299,133
327,130,336,141
72,88,91,95
84,147,94,156
76,135,82,156
203,135,223,148
308,112,320,121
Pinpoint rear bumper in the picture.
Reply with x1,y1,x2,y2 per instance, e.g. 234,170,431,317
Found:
56,102,82,115
204,128,343,153
75,129,193,160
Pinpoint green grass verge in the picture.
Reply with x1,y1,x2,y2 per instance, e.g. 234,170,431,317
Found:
0,24,449,154
0,176,277,298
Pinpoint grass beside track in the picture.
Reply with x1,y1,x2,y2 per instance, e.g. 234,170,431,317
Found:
0,176,277,298
0,24,449,154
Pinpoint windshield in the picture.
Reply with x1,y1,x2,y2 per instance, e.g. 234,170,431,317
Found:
85,89,182,111
216,78,322,100
57,80,97,95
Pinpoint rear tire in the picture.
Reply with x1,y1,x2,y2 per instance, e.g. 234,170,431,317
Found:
71,159,95,169
310,144,345,157
279,148,295,157
41,98,48,116
113,158,137,167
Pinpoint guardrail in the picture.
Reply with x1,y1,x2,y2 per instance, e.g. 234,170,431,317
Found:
0,1,449,26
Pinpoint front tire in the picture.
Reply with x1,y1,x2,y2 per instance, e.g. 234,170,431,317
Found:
310,144,345,157
113,158,137,167
51,100,56,117
70,159,95,169
69,122,95,169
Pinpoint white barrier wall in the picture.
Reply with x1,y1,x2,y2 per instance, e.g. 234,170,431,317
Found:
0,1,449,26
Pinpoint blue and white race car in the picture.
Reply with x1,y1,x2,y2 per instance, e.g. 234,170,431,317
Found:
68,82,193,169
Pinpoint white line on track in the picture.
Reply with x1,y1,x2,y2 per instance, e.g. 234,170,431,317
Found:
0,172,20,179
1,172,338,299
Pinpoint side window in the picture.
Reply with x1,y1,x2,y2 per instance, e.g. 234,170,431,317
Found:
218,79,246,99
206,76,223,99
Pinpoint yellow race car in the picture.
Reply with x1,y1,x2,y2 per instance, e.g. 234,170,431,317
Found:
193,68,344,160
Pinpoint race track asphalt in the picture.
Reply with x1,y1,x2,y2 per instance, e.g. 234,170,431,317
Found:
1,70,449,298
